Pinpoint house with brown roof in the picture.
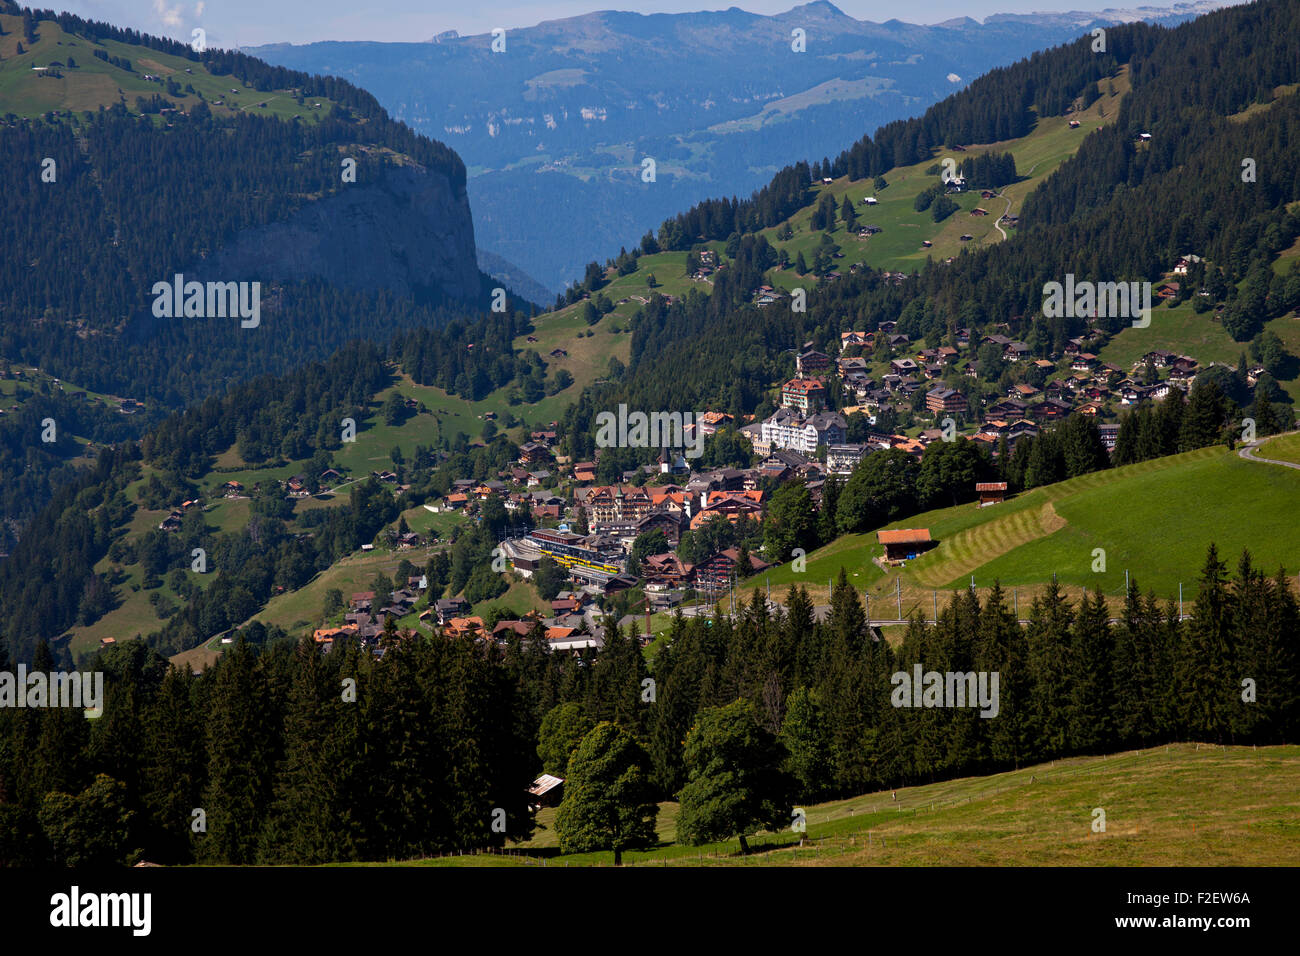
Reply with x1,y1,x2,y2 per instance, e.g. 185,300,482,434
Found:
877,528,935,563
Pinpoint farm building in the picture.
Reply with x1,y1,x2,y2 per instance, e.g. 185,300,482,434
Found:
975,481,1008,505
877,528,934,563
529,774,565,808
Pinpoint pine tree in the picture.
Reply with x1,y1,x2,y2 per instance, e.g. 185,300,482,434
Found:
1177,544,1235,742
197,638,277,864
1066,588,1114,753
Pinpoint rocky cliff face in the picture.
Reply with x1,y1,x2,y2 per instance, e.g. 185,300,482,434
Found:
200,162,479,304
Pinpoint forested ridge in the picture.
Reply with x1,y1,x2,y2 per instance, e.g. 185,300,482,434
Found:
0,3,535,547
0,302,551,666
1,544,1295,866
563,0,1300,445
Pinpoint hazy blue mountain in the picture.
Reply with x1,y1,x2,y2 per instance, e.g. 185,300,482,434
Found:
252,1,1226,294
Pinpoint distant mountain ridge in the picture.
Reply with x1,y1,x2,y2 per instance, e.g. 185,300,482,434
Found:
252,1,1230,293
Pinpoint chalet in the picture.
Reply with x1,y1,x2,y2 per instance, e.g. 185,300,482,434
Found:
159,511,183,532
1003,342,1031,361
637,510,687,545
889,358,919,376
474,480,506,498
573,462,597,483
1098,423,1121,452
1142,350,1179,368
222,480,244,497
971,208,988,217
796,349,832,377
641,552,695,588
988,398,1028,419
720,547,772,575
975,481,1008,506
529,774,565,808
1068,119,1081,128
690,490,765,530
1172,255,1202,275
877,528,934,563
1029,398,1072,421
549,348,568,358
445,616,485,638
286,475,308,497
925,388,968,416
518,442,552,465
434,598,469,625
1012,383,1040,400
827,443,869,475
780,378,826,414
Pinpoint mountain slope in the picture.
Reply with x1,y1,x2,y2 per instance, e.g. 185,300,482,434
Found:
0,3,488,410
250,1,1227,292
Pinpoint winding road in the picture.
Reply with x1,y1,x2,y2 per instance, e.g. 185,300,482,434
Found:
992,159,1043,241
1237,430,1300,470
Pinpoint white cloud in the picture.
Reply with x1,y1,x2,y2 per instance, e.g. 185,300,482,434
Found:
153,0,183,29
946,72,962,83
196,2,206,16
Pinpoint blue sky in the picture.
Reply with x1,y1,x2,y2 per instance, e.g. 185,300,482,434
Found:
50,1,1187,47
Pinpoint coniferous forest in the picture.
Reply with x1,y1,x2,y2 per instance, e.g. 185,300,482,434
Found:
0,544,1294,865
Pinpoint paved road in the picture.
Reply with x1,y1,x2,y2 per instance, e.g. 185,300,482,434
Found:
1237,430,1300,470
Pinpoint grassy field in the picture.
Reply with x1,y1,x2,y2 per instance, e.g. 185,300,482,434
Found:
759,68,1129,282
740,446,1300,616
379,743,1300,867
1256,430,1300,465
0,13,336,121
1099,304,1300,404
